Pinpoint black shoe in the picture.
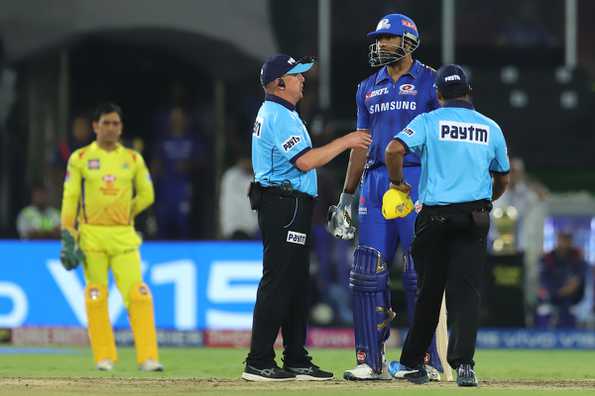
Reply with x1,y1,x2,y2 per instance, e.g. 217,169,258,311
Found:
283,363,334,381
456,364,478,387
241,364,296,382
393,364,429,384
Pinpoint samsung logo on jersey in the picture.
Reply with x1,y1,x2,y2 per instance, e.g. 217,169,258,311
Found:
282,135,302,151
365,87,389,99
369,101,417,114
439,121,489,145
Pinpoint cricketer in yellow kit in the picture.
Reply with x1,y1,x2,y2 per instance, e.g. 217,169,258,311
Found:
60,103,163,372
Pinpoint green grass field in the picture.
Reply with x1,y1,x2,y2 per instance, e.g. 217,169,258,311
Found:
1,347,594,396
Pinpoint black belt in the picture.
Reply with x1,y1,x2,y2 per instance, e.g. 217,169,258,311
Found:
423,199,492,213
260,185,314,200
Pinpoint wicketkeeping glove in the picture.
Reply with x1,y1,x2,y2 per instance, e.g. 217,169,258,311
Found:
60,230,85,271
327,192,356,240
381,188,414,220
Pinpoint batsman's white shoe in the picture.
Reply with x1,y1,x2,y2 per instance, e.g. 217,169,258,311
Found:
425,365,441,381
343,363,391,381
96,359,113,371
139,359,164,372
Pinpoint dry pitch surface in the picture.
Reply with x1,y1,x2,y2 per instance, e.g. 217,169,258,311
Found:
1,347,594,395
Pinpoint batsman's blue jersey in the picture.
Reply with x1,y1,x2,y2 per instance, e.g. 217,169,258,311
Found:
252,95,317,197
356,60,439,167
396,100,510,206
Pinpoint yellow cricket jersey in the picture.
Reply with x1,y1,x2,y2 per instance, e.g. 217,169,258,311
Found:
61,142,154,232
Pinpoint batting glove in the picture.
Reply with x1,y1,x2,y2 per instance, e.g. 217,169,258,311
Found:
327,192,356,240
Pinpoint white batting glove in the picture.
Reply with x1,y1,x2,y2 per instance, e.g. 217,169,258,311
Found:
327,193,356,240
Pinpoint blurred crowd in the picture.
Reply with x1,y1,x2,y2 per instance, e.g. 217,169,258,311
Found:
15,103,595,329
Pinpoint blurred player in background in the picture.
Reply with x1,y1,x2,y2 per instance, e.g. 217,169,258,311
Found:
16,184,61,240
60,103,163,372
328,13,447,380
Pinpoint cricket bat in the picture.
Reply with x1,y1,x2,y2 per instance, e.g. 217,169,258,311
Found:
436,293,453,381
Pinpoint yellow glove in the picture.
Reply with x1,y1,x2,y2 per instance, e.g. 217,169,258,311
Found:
382,188,414,219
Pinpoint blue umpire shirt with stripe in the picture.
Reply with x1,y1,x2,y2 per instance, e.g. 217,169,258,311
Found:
252,94,317,197
356,60,439,167
395,100,510,206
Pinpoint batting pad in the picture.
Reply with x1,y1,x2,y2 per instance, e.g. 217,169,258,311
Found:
85,283,117,363
350,246,394,373
128,282,159,365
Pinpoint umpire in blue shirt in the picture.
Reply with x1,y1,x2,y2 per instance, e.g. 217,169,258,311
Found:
242,54,371,382
384,65,510,386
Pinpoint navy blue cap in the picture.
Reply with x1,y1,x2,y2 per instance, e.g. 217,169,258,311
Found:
367,13,419,40
260,54,315,86
435,64,471,98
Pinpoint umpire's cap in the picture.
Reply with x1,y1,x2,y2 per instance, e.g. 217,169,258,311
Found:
435,64,471,99
260,54,315,86
367,13,419,41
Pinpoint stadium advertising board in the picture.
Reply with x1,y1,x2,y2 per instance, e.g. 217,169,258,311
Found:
0,241,262,330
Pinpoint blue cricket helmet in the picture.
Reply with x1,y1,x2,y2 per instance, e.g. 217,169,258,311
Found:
367,14,420,67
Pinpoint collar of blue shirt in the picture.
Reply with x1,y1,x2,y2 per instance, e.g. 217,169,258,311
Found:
265,94,296,111
375,59,422,85
442,99,474,110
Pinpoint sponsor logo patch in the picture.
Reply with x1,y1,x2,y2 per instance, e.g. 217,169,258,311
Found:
102,174,116,183
424,352,431,364
282,135,302,152
444,74,461,82
100,174,119,195
287,231,307,245
403,127,415,136
365,87,389,100
439,121,489,145
414,200,423,213
87,159,100,169
356,350,367,363
401,19,417,31
369,101,417,114
399,84,417,95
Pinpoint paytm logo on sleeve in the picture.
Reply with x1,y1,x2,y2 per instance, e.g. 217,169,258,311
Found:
282,135,302,152
439,121,489,145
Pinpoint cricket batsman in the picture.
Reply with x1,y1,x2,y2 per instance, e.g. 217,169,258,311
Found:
328,13,450,380
60,103,163,372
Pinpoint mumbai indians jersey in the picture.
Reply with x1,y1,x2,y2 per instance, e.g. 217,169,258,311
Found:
395,100,510,205
252,95,317,197
356,60,439,167
61,142,154,231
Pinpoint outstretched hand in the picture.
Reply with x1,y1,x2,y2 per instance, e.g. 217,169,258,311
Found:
342,131,372,150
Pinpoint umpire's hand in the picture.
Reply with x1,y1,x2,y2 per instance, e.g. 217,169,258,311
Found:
381,183,414,220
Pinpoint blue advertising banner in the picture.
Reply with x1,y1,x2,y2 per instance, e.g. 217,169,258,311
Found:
0,241,263,330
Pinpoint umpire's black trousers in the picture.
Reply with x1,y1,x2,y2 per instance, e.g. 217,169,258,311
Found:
246,189,314,368
400,200,491,370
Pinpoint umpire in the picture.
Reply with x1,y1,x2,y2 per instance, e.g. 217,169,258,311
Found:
242,54,371,381
384,64,510,386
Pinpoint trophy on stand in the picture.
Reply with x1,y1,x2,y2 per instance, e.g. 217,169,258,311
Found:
491,205,519,255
